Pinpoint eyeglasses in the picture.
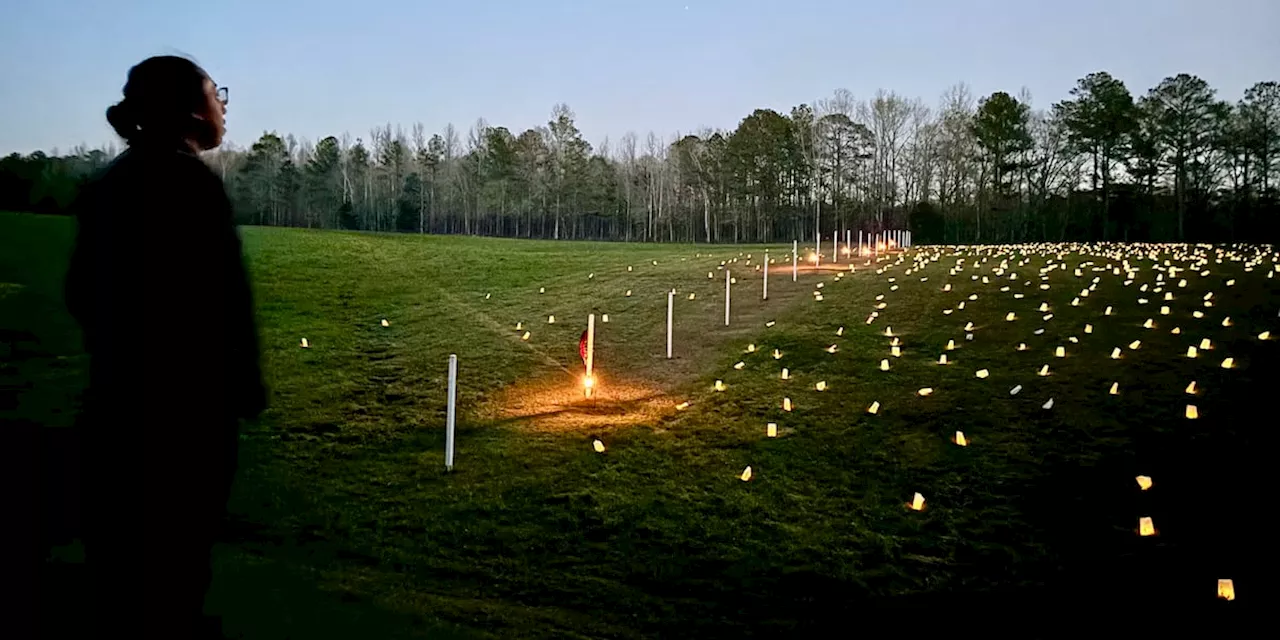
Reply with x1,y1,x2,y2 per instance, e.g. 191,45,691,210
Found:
216,86,229,105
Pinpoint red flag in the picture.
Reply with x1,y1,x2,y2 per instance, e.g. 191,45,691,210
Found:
579,330,589,364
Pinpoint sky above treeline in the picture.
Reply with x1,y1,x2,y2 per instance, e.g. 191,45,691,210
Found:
1,0,1276,155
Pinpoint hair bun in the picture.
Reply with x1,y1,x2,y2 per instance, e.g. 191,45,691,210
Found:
106,101,139,141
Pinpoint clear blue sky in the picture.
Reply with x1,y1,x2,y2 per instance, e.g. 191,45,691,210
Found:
1,0,1276,155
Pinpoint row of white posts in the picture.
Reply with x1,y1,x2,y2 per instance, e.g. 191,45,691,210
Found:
815,229,912,266
444,230,910,470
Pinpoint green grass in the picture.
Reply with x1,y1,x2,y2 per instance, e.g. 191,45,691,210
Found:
8,211,1273,637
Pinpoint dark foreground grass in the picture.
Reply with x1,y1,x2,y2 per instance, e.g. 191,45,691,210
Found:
7,211,1273,637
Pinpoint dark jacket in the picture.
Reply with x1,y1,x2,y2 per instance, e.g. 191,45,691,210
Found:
65,142,266,424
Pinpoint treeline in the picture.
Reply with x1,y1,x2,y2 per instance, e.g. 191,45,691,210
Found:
3,72,1278,244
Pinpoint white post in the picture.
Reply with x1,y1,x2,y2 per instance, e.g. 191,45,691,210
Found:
724,268,731,326
792,240,798,282
666,290,674,359
832,233,838,265
445,354,457,471
814,231,820,268
858,230,863,256
763,249,769,300
585,313,595,399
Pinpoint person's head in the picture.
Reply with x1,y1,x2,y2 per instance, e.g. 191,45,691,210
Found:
105,55,227,152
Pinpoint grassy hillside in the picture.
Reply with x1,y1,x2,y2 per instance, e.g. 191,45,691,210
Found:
7,211,1270,637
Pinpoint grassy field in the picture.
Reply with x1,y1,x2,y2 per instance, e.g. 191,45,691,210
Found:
7,211,1272,637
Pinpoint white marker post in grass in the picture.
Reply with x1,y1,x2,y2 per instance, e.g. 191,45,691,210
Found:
445,354,458,471
792,240,798,282
832,233,838,265
815,231,821,269
584,313,595,399
666,290,674,359
724,268,731,326
858,230,863,256
763,250,769,300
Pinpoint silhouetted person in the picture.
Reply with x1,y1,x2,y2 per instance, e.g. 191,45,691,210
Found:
64,55,265,638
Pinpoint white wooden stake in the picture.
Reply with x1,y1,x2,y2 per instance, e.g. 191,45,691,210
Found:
585,313,595,399
445,354,457,471
858,230,863,256
724,268,731,326
763,250,769,300
832,233,838,264
792,240,798,281
666,290,674,359
815,231,820,268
